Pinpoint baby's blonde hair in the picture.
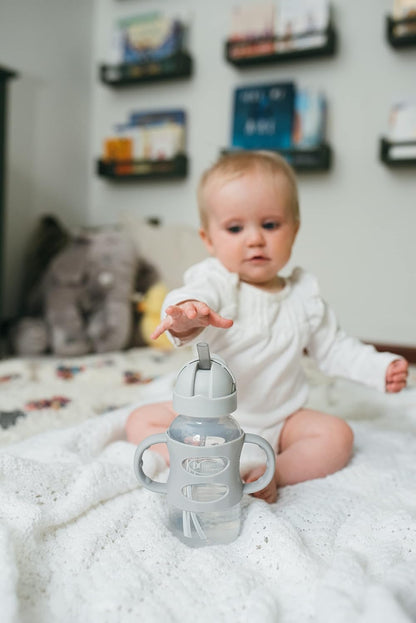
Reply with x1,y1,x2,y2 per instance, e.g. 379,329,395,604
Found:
197,151,300,229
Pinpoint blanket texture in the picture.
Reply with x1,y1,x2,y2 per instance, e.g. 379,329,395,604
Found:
0,354,416,622
0,348,192,447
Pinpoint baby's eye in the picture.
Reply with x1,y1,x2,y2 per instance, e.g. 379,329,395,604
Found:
262,221,280,230
227,225,243,234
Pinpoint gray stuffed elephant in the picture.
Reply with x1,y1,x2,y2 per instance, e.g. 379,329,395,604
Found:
13,229,152,356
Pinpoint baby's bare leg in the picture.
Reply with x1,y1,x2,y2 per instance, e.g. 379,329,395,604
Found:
125,401,176,464
276,408,354,486
246,409,354,503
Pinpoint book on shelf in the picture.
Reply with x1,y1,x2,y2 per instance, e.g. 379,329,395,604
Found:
103,110,186,165
129,110,186,161
388,100,416,159
109,12,186,65
392,0,416,36
292,89,326,148
231,82,295,150
228,1,275,59
276,0,330,52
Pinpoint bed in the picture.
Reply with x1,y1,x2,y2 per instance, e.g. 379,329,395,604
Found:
1,217,416,622
1,347,415,622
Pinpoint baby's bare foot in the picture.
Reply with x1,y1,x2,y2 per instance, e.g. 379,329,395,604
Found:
244,464,278,504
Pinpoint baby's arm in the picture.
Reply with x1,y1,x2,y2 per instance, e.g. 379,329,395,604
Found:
385,358,408,393
307,302,408,393
151,300,233,342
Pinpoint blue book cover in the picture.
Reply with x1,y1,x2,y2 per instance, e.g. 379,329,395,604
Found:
128,110,186,127
232,82,295,150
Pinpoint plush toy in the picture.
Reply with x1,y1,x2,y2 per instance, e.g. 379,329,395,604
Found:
14,229,147,356
78,229,138,354
136,282,173,350
43,236,92,356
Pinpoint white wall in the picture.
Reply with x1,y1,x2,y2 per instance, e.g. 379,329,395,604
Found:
90,0,416,346
1,0,94,317
2,0,414,346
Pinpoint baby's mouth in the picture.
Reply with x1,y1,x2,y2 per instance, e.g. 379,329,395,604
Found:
247,255,269,261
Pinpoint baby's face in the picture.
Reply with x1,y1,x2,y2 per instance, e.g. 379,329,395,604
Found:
200,169,299,290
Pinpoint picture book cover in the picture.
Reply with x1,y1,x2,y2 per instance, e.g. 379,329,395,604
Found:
231,82,295,150
393,0,416,35
388,100,416,141
128,110,186,160
388,100,416,159
276,0,329,51
115,12,185,64
292,89,326,147
128,110,186,128
229,1,275,58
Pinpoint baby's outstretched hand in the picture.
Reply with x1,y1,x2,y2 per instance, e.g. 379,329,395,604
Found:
150,300,233,342
385,358,408,393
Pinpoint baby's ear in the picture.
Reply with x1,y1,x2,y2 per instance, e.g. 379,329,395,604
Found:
199,228,214,255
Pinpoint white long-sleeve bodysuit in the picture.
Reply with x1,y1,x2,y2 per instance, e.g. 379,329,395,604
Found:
163,258,398,458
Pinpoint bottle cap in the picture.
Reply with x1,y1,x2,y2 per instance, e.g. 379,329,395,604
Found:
173,343,237,417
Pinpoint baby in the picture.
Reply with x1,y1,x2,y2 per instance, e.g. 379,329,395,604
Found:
126,151,408,503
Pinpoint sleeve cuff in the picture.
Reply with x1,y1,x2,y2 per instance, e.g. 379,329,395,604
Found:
366,350,403,392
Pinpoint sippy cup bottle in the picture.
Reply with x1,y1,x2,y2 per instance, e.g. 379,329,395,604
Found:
134,342,276,547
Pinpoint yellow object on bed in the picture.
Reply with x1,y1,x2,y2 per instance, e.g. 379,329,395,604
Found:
138,282,173,350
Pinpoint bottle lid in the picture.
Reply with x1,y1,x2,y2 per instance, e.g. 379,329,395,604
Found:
173,343,237,418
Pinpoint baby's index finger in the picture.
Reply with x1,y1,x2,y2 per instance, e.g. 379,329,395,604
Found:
150,317,171,340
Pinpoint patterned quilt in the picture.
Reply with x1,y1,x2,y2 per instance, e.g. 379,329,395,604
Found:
0,347,193,447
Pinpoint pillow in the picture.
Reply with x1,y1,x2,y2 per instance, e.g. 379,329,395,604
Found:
119,213,209,290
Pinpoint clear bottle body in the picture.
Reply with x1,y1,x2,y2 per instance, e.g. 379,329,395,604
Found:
167,414,242,547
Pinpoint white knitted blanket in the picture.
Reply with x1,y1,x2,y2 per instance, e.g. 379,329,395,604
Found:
1,355,416,622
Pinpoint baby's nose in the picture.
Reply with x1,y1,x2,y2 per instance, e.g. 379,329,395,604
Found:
247,226,265,245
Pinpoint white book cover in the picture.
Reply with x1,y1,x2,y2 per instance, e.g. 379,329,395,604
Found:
276,0,329,50
393,0,416,18
146,123,185,161
392,0,416,35
230,1,275,40
389,101,416,142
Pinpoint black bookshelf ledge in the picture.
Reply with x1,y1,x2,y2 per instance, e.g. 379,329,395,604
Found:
96,154,188,181
386,15,416,48
380,137,416,167
225,24,337,67
222,144,332,173
99,52,193,87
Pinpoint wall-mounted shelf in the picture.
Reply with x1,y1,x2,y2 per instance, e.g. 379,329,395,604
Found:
96,154,188,180
386,15,416,48
225,24,337,67
99,52,193,87
222,144,332,172
380,138,416,167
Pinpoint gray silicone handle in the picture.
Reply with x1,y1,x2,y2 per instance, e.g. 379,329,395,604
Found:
134,433,168,494
242,433,276,495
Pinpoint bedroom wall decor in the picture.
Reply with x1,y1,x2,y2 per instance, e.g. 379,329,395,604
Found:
386,13,416,48
225,0,337,67
99,10,193,87
224,80,332,172
97,109,188,181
